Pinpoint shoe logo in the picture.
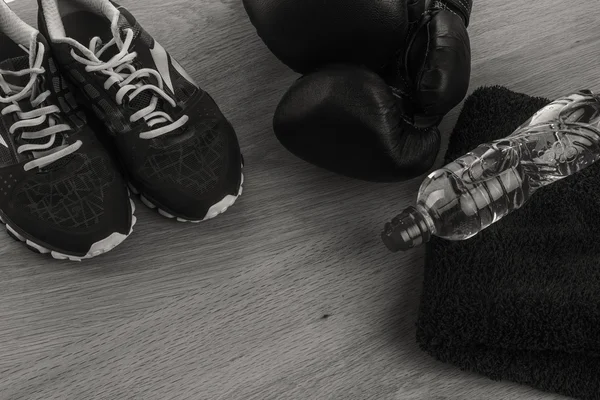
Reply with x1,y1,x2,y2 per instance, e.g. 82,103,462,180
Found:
0,136,7,148
150,41,175,94
171,56,198,89
150,40,199,94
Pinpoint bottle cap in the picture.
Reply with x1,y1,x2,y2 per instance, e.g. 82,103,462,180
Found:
381,206,431,252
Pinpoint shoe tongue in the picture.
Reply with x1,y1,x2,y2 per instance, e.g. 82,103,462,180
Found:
109,11,168,123
116,14,139,37
112,11,141,53
93,13,138,62
2,39,68,158
0,31,33,91
0,55,30,88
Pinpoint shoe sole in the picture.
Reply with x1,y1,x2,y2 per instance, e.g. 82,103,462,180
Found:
0,198,137,262
129,170,244,223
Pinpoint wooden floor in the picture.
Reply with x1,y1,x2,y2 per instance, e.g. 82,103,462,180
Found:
1,1,599,399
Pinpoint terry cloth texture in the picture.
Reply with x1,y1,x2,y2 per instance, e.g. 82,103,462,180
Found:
419,86,600,400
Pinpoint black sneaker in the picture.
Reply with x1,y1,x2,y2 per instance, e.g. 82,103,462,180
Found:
38,0,244,222
0,2,135,261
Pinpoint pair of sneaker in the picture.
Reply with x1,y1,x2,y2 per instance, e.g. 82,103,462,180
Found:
0,0,244,261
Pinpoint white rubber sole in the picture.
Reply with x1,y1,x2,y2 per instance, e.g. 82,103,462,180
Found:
1,198,137,262
129,173,244,223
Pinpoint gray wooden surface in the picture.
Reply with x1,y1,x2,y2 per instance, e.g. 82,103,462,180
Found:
1,1,598,399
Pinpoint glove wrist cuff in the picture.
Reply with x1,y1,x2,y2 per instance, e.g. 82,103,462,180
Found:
436,0,472,26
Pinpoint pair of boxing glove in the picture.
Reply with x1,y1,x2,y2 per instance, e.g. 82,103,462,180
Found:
243,0,473,181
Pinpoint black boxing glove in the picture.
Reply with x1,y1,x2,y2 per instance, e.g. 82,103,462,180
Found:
403,0,472,125
243,0,411,75
244,0,472,181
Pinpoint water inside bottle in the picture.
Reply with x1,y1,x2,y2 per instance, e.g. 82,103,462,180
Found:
383,91,600,250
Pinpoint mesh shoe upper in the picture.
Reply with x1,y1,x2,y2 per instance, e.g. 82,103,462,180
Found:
15,153,114,229
141,126,224,198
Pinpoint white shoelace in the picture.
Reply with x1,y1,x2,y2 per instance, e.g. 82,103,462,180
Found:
70,29,189,140
0,42,80,171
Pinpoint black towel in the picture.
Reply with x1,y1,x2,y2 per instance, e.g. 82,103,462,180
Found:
419,86,600,400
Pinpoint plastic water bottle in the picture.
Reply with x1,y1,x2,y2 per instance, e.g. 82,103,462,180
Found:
381,90,600,252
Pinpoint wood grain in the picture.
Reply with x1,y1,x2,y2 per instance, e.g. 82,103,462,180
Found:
1,0,598,399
